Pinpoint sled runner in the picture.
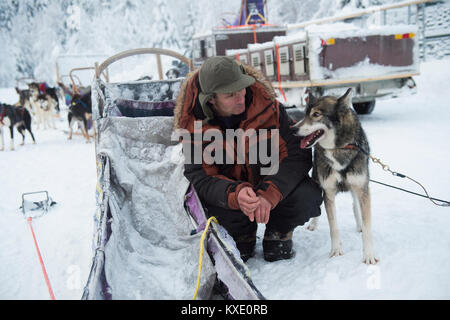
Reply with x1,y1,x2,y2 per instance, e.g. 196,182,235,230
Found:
82,48,265,300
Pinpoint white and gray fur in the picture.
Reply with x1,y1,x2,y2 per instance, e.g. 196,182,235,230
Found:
294,88,378,264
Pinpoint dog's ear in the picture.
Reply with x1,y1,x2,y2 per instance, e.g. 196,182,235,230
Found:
338,88,352,108
307,90,317,106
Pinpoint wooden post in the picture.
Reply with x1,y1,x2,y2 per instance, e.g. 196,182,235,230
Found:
156,54,163,80
95,62,100,79
55,59,60,84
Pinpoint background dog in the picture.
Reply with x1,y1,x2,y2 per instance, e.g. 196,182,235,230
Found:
15,87,31,109
28,82,58,129
165,68,180,79
67,91,92,142
0,103,36,151
28,82,60,112
294,88,379,264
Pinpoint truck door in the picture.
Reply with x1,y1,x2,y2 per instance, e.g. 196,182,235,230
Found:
251,52,261,70
264,50,275,77
278,46,290,76
293,44,306,75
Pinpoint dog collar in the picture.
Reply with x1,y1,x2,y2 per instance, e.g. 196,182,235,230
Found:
342,143,369,156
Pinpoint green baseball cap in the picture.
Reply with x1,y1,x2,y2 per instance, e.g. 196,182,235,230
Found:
198,56,255,112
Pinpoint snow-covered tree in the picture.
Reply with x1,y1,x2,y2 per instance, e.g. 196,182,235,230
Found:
179,3,198,58
0,0,439,87
150,0,181,50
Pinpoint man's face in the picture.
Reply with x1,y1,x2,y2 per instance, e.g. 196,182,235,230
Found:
209,88,246,117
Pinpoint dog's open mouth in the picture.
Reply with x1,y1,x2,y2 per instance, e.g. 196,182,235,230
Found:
300,129,324,149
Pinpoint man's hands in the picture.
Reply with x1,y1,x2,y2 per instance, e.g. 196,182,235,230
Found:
237,187,272,224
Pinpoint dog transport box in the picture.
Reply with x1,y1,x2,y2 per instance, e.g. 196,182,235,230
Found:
82,48,264,300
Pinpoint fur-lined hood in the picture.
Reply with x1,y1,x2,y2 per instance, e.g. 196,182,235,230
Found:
173,63,277,130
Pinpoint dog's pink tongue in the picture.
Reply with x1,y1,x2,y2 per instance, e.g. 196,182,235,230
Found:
300,133,315,149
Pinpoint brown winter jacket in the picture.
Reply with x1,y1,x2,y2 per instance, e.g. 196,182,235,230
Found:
173,64,312,211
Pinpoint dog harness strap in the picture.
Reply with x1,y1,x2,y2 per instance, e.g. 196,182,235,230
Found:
343,143,369,156
78,99,89,111
343,144,358,150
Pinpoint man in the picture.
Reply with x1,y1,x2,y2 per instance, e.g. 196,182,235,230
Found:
174,56,322,262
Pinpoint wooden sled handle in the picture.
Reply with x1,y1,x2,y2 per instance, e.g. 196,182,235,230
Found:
94,48,193,81
70,67,109,95
61,74,82,87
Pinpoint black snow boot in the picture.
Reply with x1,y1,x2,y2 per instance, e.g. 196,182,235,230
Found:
234,231,256,262
262,230,295,262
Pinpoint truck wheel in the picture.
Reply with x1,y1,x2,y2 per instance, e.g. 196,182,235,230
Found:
353,100,375,115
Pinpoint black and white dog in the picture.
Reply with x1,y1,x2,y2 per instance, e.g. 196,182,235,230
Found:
0,103,35,151
15,87,32,109
28,82,61,129
165,68,180,79
68,91,93,142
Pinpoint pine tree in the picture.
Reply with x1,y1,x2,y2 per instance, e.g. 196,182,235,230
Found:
151,0,181,50
180,3,197,58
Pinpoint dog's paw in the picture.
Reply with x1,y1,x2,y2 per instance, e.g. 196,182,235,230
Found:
363,253,379,265
307,222,317,231
307,217,319,231
329,246,344,258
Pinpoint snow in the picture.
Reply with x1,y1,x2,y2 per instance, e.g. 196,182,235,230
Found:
273,31,308,46
1,57,449,300
0,113,96,299
225,48,250,56
306,22,418,38
248,41,275,52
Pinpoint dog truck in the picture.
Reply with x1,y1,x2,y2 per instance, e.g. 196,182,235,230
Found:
221,23,420,116
192,1,421,116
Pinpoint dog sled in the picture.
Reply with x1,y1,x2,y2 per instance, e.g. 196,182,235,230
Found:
82,48,265,300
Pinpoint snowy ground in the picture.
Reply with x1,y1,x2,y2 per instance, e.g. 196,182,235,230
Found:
1,58,449,300
0,111,96,299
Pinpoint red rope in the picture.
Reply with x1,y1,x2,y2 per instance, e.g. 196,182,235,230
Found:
275,44,287,102
0,107,5,125
27,217,56,300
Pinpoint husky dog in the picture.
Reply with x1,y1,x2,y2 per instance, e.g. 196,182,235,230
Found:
68,92,92,142
0,103,36,151
15,87,32,109
28,82,58,129
294,88,379,264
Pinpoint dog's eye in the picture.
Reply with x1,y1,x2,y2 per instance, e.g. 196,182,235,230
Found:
312,111,321,118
